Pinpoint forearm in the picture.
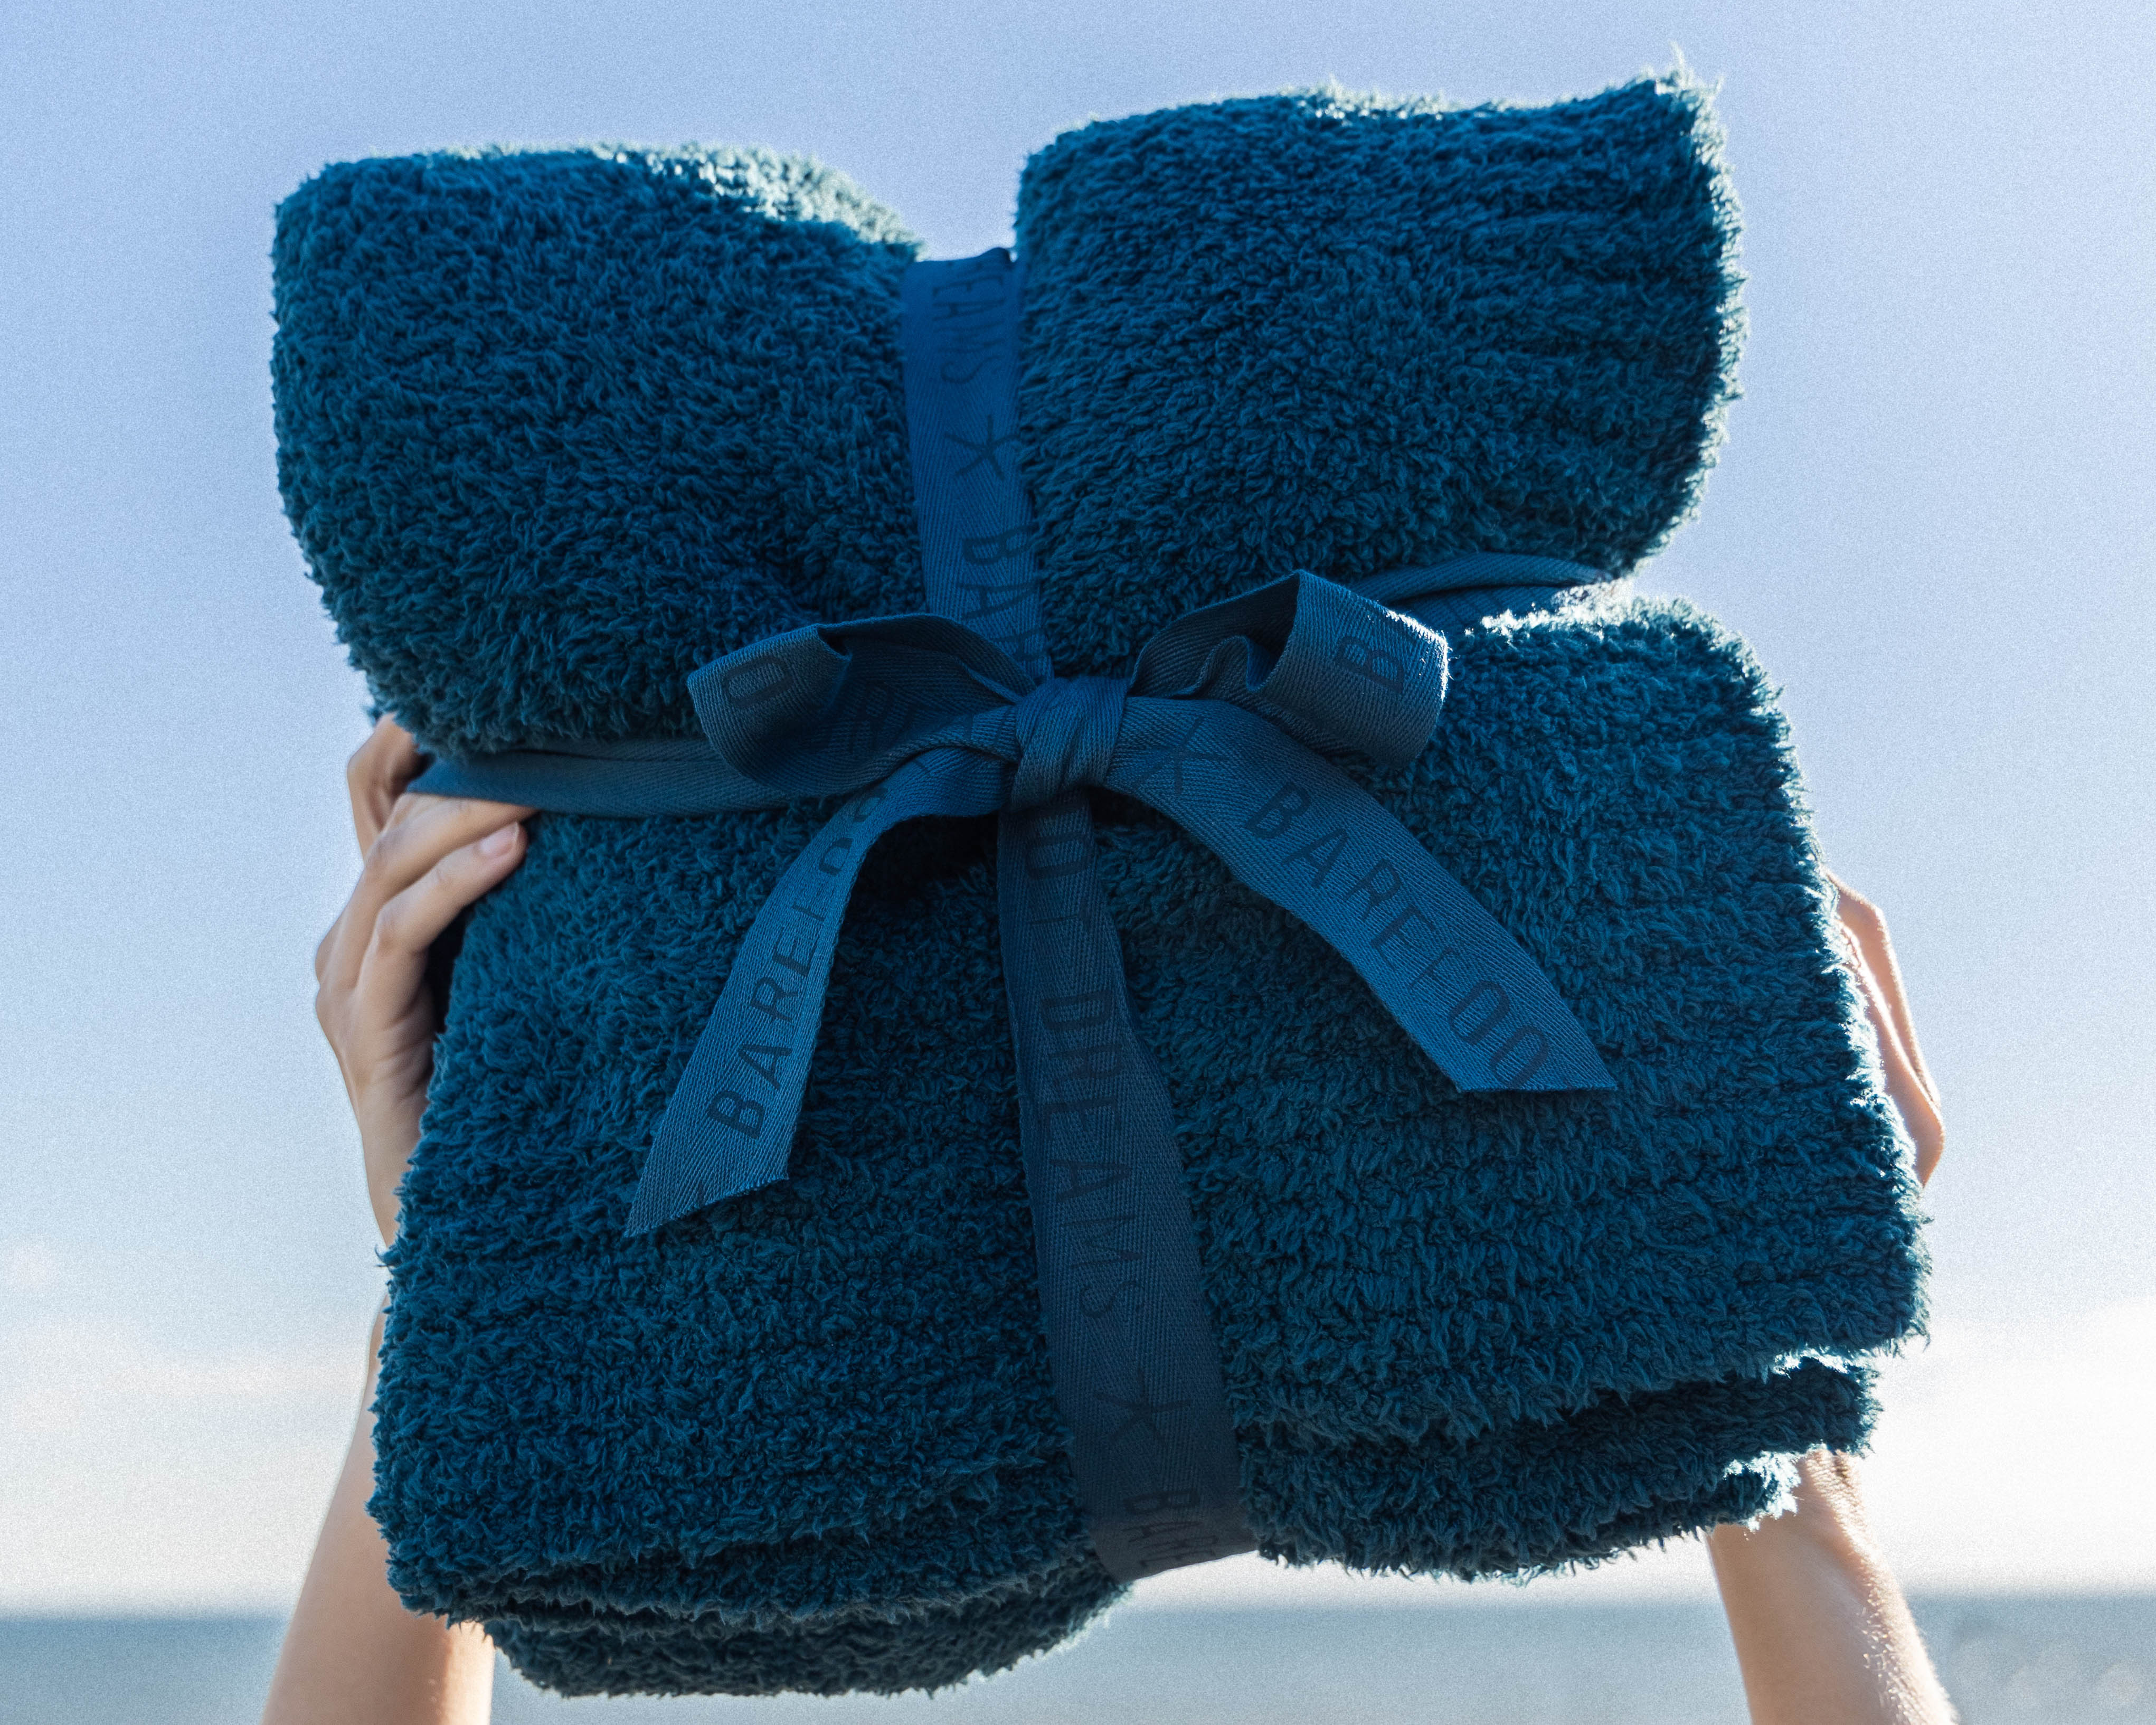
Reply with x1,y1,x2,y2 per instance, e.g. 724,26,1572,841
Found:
260,1311,495,1725
1709,1451,1954,1725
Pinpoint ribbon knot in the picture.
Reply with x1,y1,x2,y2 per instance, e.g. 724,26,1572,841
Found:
1008,676,1127,809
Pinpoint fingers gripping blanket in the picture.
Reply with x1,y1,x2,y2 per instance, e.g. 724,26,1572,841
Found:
272,74,1926,1697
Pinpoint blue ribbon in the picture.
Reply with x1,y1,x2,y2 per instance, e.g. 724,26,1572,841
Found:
905,248,1250,1576
410,250,1615,1581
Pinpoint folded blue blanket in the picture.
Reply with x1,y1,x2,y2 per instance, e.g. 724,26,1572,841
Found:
272,72,1925,1697
484,1362,1866,1696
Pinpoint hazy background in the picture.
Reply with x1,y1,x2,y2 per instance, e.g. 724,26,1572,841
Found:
3,0,2151,1619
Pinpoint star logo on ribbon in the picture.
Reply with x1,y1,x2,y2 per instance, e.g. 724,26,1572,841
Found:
1126,714,1232,801
945,414,1021,479
1096,1370,1193,1450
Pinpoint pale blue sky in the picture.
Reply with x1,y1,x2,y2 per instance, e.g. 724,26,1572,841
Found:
2,0,2151,1608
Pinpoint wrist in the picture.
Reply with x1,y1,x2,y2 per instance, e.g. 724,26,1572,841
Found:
1709,1452,1953,1724
1711,1450,1878,1567
359,1110,421,1247
368,1185,401,1249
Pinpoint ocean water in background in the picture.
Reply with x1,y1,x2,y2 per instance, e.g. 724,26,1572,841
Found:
1,1597,2149,1724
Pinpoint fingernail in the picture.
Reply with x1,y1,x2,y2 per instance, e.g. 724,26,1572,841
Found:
480,824,520,858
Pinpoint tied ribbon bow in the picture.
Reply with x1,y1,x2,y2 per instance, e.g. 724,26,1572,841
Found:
629,568,1613,1236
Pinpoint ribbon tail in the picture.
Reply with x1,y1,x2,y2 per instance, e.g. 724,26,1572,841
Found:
995,791,1256,1579
1108,700,1615,1095
626,750,1008,1236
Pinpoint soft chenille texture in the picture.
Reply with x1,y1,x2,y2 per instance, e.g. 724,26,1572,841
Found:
271,76,1927,1697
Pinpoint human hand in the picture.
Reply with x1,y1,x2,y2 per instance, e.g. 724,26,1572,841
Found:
314,717,533,1246
1827,873,1943,1186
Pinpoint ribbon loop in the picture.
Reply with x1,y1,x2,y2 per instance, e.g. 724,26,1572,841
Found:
688,614,1028,799
674,571,1455,823
1129,571,1450,768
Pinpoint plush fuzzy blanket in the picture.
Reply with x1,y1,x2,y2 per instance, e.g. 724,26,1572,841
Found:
272,74,1925,1697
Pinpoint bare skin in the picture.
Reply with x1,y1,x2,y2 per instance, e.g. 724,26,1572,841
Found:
260,720,529,1725
258,1307,498,1725
266,717,1953,1724
1705,873,1953,1725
